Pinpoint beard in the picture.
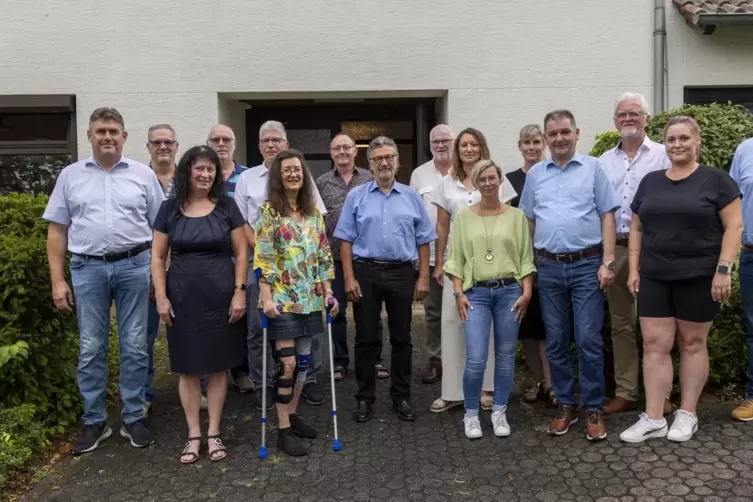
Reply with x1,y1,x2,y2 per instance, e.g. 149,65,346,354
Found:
620,127,642,138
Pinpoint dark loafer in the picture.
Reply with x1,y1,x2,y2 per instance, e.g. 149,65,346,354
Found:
394,399,415,422
353,399,373,423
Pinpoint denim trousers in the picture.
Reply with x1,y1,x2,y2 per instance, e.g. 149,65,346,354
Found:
536,254,605,412
462,283,522,413
70,249,151,426
145,300,159,403
738,249,753,399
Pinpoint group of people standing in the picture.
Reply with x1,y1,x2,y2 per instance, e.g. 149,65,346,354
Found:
43,90,753,464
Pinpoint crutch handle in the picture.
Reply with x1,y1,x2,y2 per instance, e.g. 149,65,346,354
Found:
325,297,335,324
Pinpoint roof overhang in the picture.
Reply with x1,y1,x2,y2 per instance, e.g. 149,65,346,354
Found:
673,1,753,34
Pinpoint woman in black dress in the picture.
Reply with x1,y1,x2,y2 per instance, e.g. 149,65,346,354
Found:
151,145,248,464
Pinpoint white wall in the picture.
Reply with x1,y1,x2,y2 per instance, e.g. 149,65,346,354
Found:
0,0,750,170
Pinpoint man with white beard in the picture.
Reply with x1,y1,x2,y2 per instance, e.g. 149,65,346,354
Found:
599,92,671,415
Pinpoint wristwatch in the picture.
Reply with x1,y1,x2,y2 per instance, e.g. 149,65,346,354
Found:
235,284,247,291
603,260,616,271
717,264,731,275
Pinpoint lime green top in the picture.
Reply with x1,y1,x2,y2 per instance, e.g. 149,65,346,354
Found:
443,206,536,291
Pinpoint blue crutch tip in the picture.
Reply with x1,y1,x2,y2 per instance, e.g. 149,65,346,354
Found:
258,446,267,459
332,439,341,452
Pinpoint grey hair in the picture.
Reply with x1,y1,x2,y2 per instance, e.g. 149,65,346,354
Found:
147,123,176,140
259,120,287,140
470,159,503,189
366,136,398,160
429,124,454,140
614,92,650,115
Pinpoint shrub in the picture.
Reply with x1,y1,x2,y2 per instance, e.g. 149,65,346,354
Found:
0,404,49,491
589,102,753,172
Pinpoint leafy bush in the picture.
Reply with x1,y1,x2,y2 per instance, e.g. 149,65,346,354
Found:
589,102,753,172
0,193,82,433
0,405,49,490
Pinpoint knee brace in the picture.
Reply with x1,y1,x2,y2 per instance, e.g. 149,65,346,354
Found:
273,346,297,404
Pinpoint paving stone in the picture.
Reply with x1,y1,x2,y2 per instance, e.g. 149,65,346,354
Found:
21,309,753,501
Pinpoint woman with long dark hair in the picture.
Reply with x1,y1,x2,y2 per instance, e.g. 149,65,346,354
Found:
152,145,248,464
254,148,338,456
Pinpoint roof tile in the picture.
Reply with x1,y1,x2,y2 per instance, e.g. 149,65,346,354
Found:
673,0,753,25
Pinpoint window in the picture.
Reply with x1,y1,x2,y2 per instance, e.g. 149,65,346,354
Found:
684,87,753,113
0,95,76,195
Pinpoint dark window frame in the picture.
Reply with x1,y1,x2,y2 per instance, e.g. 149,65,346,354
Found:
0,95,77,158
684,86,753,112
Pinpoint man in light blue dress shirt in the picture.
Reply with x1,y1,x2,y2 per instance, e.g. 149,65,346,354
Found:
335,136,437,424
519,109,619,442
43,107,165,455
730,136,753,421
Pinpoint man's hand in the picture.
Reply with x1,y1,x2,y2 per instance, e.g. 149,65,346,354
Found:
598,265,615,289
345,277,362,302
414,274,430,300
432,262,444,287
52,281,74,312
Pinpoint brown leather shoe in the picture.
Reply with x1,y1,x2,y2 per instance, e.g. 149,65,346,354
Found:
421,357,442,384
586,411,607,441
549,405,578,435
603,396,638,415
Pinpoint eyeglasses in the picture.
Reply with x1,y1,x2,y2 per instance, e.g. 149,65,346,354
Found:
370,154,397,164
149,139,177,147
209,136,234,145
615,112,646,120
260,137,285,145
430,139,453,146
330,145,355,152
282,168,303,176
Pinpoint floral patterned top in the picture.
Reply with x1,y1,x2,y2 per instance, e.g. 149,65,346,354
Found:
253,202,335,314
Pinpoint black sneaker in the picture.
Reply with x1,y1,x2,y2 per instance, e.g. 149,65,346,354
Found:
278,427,308,456
72,422,112,455
289,414,317,438
120,419,154,448
302,382,324,406
255,388,276,411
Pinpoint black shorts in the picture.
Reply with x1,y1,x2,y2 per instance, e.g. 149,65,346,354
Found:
637,275,720,323
519,290,546,340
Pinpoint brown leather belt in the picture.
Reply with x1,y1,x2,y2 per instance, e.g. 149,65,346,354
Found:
535,245,602,263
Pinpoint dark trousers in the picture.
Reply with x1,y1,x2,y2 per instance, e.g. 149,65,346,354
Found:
332,260,384,368
353,260,415,403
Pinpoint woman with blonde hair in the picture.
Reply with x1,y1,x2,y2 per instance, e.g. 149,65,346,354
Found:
506,124,555,406
429,127,518,412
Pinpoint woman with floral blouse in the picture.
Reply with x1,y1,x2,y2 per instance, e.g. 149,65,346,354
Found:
254,149,339,457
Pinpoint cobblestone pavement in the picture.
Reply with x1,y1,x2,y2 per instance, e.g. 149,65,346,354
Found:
27,310,753,501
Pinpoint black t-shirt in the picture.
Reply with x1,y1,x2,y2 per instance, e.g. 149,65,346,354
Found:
630,165,740,281
505,168,527,208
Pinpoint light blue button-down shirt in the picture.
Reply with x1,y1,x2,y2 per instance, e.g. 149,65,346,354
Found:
519,153,620,253
730,137,753,245
334,180,437,262
43,156,165,255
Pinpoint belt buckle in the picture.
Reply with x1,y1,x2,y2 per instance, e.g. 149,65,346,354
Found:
555,253,568,263
487,280,501,288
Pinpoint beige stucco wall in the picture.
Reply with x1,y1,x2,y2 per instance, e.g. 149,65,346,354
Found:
0,0,750,170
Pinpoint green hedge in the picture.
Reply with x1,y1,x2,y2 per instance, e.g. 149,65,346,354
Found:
0,193,121,492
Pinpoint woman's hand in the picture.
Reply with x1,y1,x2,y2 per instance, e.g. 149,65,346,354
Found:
263,298,282,318
228,290,246,323
156,296,175,327
711,272,732,303
455,293,472,322
511,293,531,322
325,292,339,317
627,270,640,298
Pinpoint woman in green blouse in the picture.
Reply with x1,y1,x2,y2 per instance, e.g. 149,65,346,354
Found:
444,159,536,440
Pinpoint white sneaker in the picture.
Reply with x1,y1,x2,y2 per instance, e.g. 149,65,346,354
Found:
463,413,483,439
667,409,698,442
619,413,668,443
491,408,511,437
200,394,208,411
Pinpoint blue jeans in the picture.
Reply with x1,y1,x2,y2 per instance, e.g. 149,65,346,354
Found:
536,254,605,412
70,250,151,426
462,284,522,413
145,300,160,403
738,249,753,399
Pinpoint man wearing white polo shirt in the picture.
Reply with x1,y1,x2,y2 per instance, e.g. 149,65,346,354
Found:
235,120,327,410
409,124,454,384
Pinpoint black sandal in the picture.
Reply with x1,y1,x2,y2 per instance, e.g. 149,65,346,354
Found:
334,365,346,381
180,436,201,465
207,434,227,462
375,363,390,380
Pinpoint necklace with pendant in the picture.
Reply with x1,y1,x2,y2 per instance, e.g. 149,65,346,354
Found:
482,208,501,263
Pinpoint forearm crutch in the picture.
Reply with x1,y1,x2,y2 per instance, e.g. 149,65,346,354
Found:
255,268,268,459
325,299,341,451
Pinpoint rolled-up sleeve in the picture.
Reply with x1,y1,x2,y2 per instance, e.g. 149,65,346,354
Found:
333,190,359,243
145,170,166,227
594,161,620,215
252,205,278,284
42,168,71,225
413,190,438,246
518,169,536,220
315,211,335,281
516,211,537,280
